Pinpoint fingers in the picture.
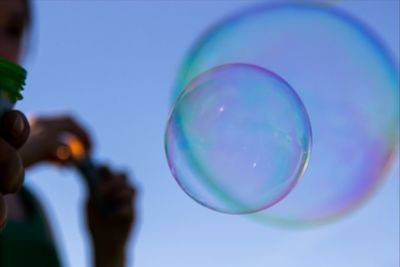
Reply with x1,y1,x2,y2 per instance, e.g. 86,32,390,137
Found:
52,116,92,152
51,143,73,165
0,137,24,194
33,115,92,153
98,169,127,193
37,137,73,164
0,110,30,149
20,114,93,167
91,167,136,222
0,110,27,228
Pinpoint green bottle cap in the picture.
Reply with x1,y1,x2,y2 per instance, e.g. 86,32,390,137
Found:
0,56,27,103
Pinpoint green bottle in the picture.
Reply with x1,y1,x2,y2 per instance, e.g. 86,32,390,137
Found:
0,56,27,115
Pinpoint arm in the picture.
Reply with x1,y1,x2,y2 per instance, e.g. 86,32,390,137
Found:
17,115,136,266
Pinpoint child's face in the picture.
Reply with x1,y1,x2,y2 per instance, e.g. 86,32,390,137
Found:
0,0,27,63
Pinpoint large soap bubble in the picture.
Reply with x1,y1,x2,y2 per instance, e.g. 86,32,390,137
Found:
165,64,312,214
172,3,399,224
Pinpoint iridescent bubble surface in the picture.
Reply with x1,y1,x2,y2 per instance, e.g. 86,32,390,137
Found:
165,64,312,214
173,4,399,224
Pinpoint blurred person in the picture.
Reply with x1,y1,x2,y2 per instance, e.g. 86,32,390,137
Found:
0,1,137,267
0,0,31,233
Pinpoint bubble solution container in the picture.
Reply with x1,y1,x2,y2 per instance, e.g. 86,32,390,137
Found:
0,57,27,116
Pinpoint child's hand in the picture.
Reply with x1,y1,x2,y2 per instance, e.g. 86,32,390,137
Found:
0,110,30,229
86,166,137,267
19,115,92,168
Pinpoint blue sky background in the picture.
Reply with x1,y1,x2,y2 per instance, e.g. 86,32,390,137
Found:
18,1,399,267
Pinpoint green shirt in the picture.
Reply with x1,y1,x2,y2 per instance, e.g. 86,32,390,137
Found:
0,187,62,267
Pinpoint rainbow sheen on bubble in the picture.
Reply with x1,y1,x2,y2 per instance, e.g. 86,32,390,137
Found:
165,64,312,214
172,4,399,224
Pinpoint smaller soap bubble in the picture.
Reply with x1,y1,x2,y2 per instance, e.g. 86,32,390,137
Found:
165,63,312,214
